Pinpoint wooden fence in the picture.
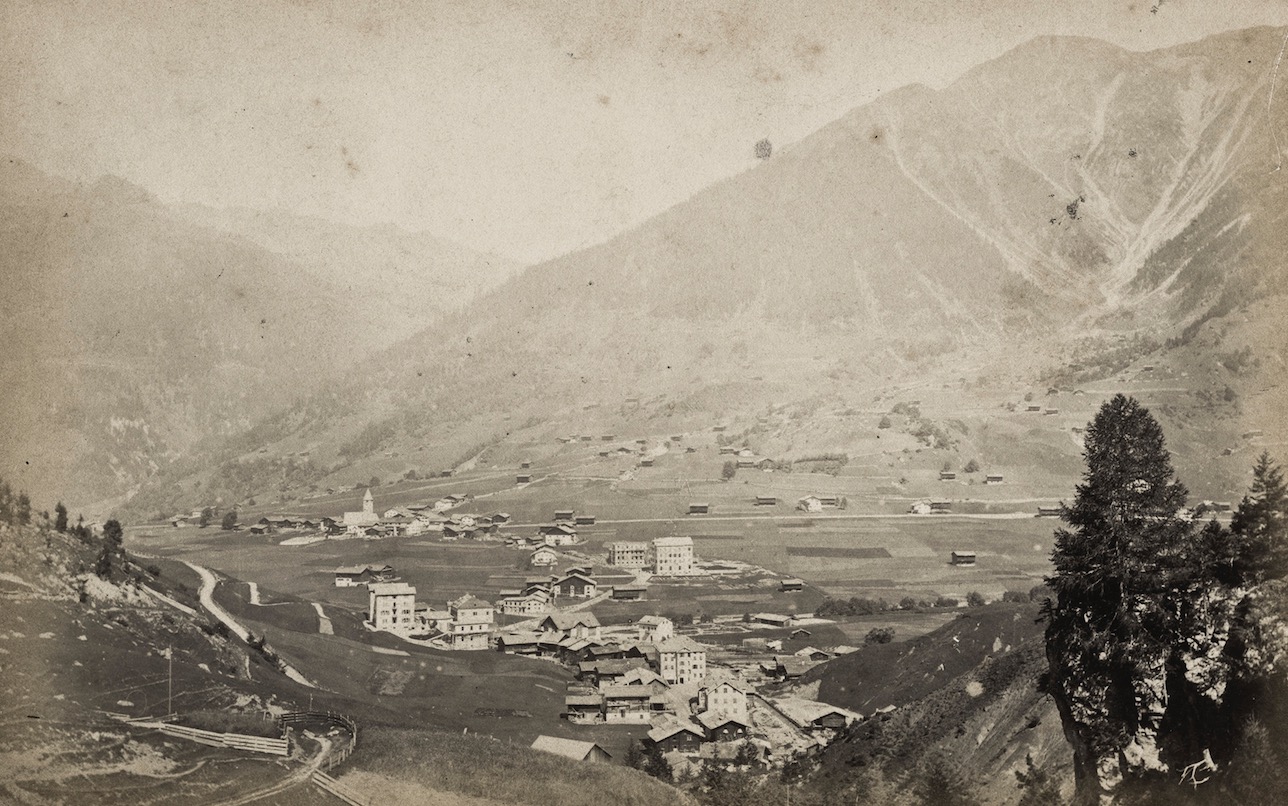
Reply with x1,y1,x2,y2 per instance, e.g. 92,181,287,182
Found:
311,771,367,806
152,722,289,756
279,711,359,771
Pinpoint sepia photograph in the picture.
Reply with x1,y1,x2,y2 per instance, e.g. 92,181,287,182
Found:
1,1,1286,803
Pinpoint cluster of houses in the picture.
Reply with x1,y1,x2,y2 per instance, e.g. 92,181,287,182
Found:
364,580,497,650
527,612,858,762
496,567,602,615
230,489,518,540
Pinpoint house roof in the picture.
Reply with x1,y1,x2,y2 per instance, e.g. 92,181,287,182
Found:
655,636,705,654
450,594,493,610
648,722,705,742
652,536,694,547
697,710,750,730
369,582,416,596
497,632,543,646
555,573,597,586
600,684,653,699
530,735,610,761
334,565,372,575
637,615,671,627
541,612,601,631
700,679,749,696
620,668,668,687
564,695,604,707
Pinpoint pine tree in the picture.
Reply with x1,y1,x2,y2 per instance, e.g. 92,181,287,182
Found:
1043,395,1193,804
54,502,68,533
1229,451,1288,584
1015,754,1064,806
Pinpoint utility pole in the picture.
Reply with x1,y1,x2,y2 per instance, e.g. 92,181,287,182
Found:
167,644,173,717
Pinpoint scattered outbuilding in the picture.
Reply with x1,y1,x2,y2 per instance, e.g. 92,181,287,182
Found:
950,551,977,566
530,736,611,763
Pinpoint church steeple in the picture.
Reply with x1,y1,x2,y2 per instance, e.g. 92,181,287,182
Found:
363,488,374,515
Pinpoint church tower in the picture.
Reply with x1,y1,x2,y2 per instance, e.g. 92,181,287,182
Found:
363,488,374,515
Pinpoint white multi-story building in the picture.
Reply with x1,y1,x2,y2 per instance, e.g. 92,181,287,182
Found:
652,536,695,576
368,582,416,634
636,615,674,643
698,679,749,721
656,635,707,684
444,594,495,650
607,541,649,567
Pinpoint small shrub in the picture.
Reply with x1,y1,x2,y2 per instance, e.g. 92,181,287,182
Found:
963,459,980,473
934,595,959,608
1001,590,1029,603
865,626,896,645
966,591,986,607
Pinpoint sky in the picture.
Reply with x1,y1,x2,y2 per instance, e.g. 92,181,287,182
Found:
3,0,1287,264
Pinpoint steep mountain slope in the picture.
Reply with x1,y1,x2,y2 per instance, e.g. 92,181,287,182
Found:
797,604,1069,804
124,27,1288,515
0,159,518,508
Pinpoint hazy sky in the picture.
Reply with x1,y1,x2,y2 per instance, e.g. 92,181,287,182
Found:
3,0,1287,264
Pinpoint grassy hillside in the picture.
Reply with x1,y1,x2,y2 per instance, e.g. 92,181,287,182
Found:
799,603,1069,804
347,726,694,806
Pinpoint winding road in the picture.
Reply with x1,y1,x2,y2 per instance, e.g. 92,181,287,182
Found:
181,560,317,688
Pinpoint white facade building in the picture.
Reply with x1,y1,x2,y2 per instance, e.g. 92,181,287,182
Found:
652,536,695,576
656,635,707,684
368,582,416,634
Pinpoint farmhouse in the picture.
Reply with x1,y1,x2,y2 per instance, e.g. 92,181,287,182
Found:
601,684,659,723
652,536,695,575
553,572,598,599
753,613,795,628
496,631,543,655
499,590,550,615
530,546,560,567
574,514,597,526
761,655,811,681
640,457,655,467
755,495,778,506
939,471,957,481
688,502,710,515
951,551,977,566
985,474,1004,484
1037,506,1063,517
779,578,805,592
719,446,738,455
656,635,708,684
697,711,751,741
540,524,579,545
333,564,395,587
607,541,648,567
564,694,603,724
516,473,532,484
636,615,674,643
540,612,602,642
530,736,611,763
610,585,646,601
647,721,705,753
577,657,649,685
368,582,416,634
553,508,576,521
929,500,952,513
796,496,823,512
736,457,758,469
